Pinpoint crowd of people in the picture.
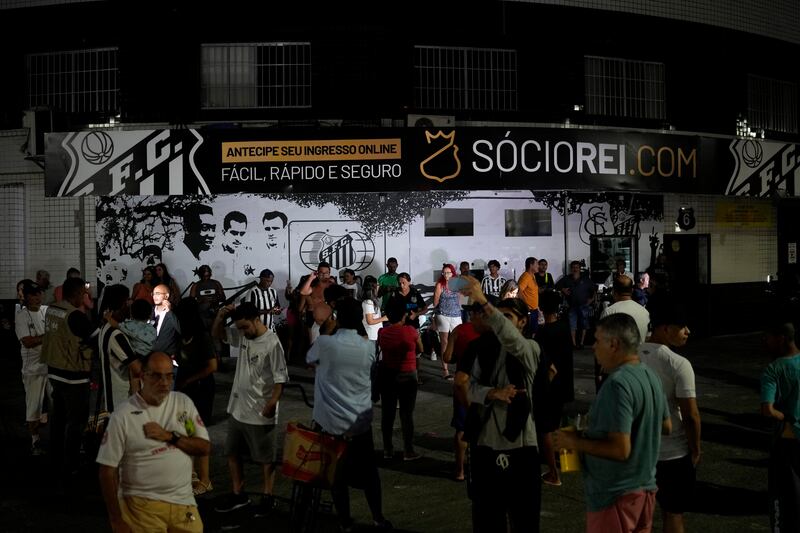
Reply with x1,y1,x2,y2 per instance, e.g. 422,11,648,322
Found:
9,254,799,533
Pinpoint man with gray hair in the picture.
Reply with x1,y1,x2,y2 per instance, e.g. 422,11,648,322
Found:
554,313,670,533
97,352,210,532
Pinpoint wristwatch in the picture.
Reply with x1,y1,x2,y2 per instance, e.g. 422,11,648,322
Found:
168,431,181,445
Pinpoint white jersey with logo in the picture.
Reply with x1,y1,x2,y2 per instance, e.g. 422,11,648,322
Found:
96,391,210,506
15,306,48,376
226,329,289,425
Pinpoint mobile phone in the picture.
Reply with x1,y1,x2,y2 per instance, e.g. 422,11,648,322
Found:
447,277,468,291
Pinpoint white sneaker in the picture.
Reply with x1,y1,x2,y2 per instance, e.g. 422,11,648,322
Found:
430,353,437,361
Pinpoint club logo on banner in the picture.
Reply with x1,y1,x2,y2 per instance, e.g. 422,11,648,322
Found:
299,230,375,271
726,139,800,197
50,130,209,196
420,130,461,183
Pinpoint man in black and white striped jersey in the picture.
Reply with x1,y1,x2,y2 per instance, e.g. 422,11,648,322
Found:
246,269,281,331
480,259,506,299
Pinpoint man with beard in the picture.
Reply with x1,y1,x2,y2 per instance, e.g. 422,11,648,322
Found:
212,302,288,516
97,352,210,532
152,284,180,357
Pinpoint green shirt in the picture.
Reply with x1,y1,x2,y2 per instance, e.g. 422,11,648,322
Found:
583,362,667,512
761,353,800,439
377,272,399,309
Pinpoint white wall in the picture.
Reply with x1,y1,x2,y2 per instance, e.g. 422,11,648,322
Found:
0,130,95,300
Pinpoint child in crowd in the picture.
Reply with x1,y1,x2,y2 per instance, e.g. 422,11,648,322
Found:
119,298,156,358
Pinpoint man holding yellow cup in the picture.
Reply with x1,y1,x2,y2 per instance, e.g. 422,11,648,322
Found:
553,314,671,532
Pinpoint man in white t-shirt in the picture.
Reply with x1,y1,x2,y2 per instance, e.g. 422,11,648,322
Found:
14,281,50,455
638,300,701,533
97,352,210,533
601,276,650,343
212,302,289,517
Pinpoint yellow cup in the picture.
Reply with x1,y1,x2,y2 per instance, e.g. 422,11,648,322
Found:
559,426,581,473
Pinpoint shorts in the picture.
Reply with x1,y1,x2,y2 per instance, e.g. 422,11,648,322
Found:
451,400,467,431
655,454,696,513
587,490,655,533
22,373,50,422
224,417,278,464
121,495,203,533
436,314,462,333
569,305,591,331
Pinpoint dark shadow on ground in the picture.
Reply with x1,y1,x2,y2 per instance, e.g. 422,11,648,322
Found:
700,421,770,451
691,481,768,516
378,453,457,482
692,366,762,391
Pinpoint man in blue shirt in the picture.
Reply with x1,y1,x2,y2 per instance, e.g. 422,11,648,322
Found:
761,320,800,533
306,297,391,531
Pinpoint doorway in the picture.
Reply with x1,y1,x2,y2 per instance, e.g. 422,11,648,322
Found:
661,233,710,336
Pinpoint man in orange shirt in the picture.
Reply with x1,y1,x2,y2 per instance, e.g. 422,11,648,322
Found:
517,257,540,337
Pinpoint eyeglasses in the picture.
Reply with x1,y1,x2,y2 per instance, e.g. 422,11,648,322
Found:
152,291,167,296
145,371,174,382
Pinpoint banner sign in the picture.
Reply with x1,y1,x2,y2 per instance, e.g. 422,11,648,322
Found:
44,127,800,198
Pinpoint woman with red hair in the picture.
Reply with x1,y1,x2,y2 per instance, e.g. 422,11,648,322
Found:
432,263,462,379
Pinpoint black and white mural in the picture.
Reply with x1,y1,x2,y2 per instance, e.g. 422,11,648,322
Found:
96,190,663,299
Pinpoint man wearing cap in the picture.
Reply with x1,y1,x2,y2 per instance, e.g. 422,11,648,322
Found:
246,269,281,331
445,294,497,482
553,313,670,533
760,319,800,533
41,277,95,483
15,281,50,455
639,299,701,533
460,275,542,533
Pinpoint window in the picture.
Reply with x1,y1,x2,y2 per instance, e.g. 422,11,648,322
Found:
414,46,517,112
748,74,798,134
585,56,665,120
505,209,552,237
424,208,474,237
27,48,119,113
201,43,311,109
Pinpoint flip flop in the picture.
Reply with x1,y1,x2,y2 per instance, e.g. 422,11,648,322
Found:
541,473,562,486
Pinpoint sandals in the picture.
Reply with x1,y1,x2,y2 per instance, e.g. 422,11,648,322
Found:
192,480,213,496
541,472,562,486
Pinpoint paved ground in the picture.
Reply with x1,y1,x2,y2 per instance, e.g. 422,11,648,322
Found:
0,328,776,532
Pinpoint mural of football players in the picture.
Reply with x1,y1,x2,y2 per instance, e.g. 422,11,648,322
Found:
139,244,163,267
220,211,248,255
183,203,215,261
262,210,288,250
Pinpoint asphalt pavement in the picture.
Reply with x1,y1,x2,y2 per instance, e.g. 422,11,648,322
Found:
0,328,776,532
